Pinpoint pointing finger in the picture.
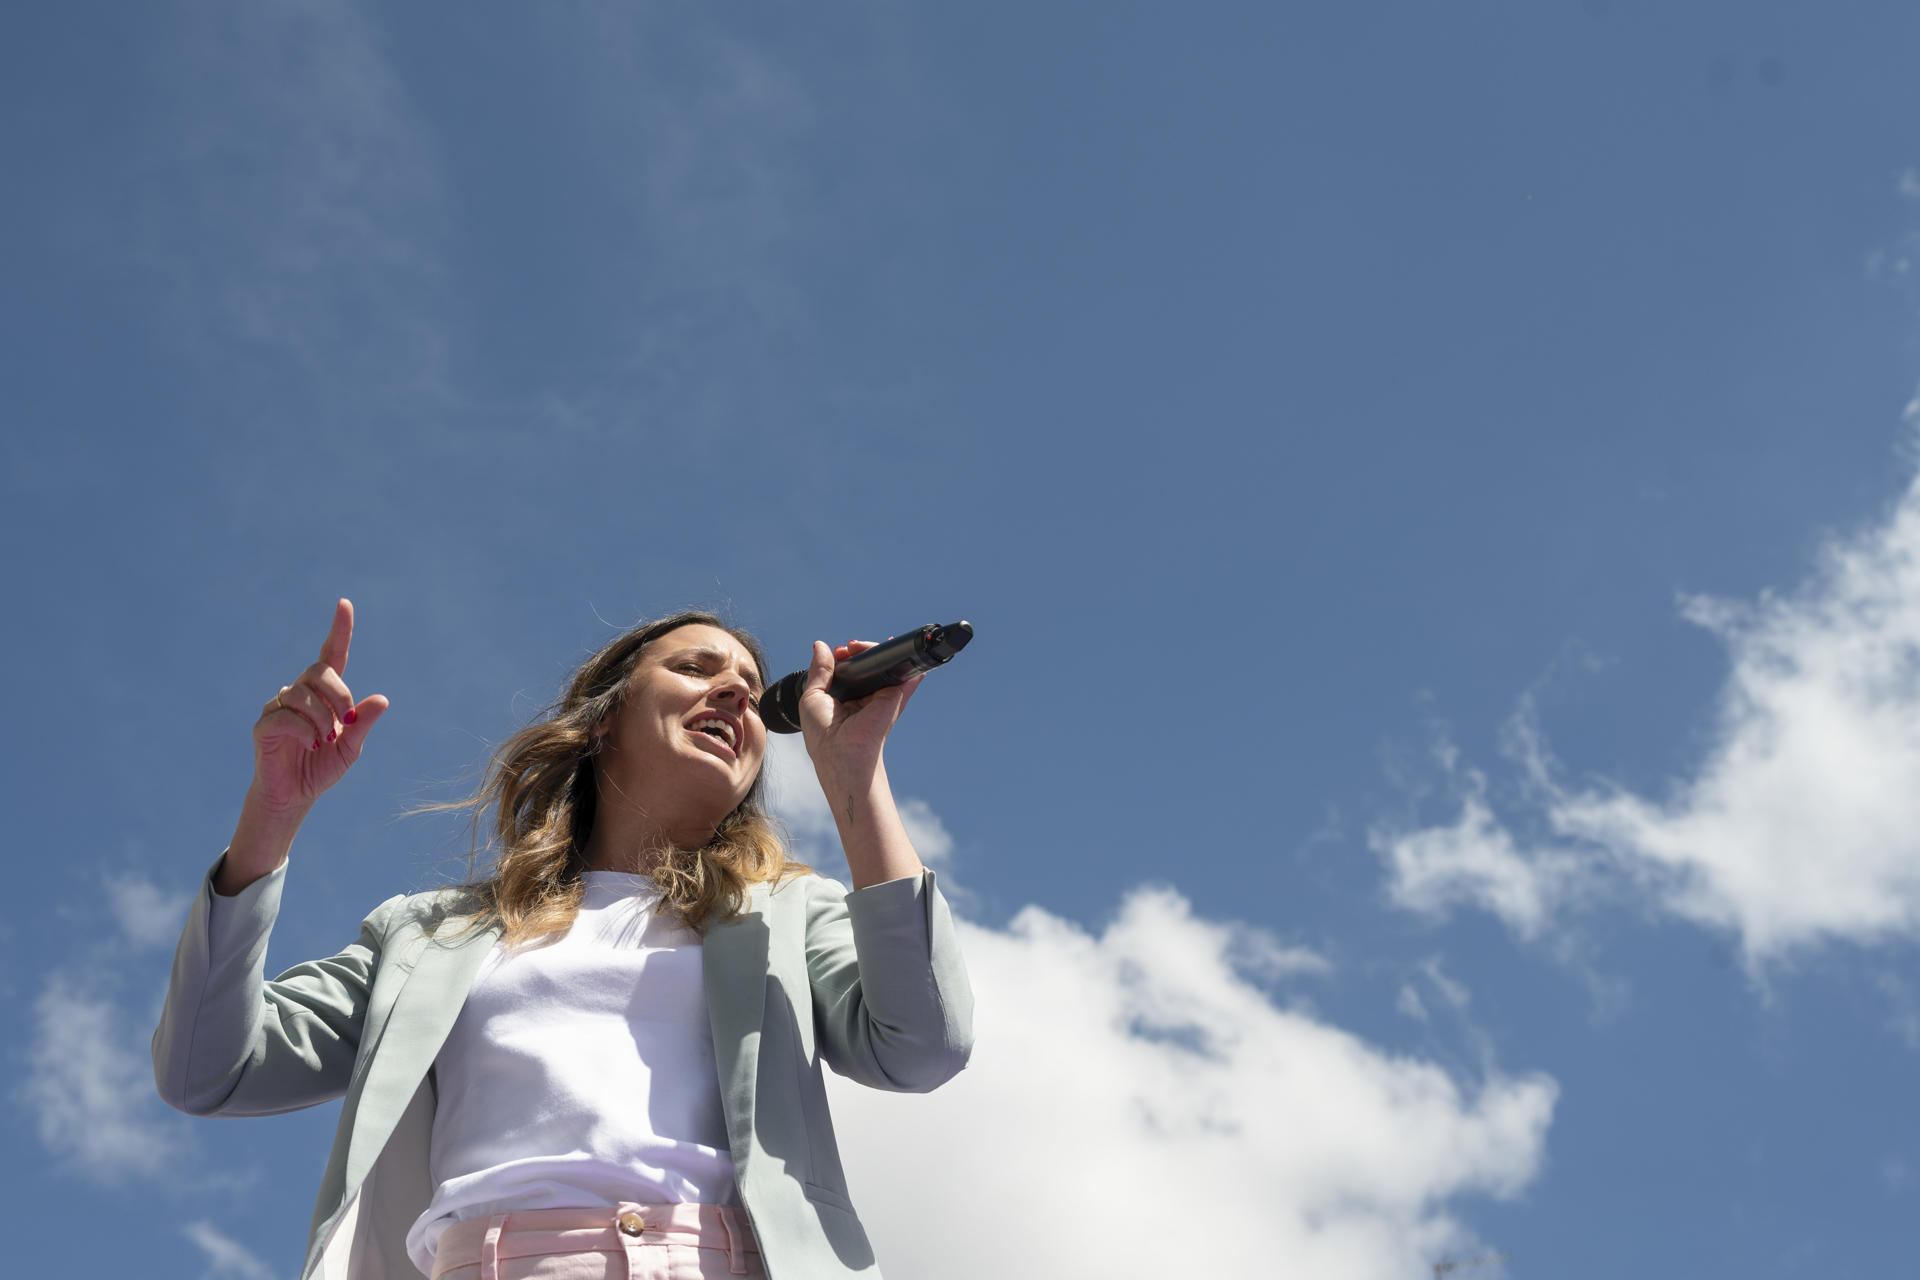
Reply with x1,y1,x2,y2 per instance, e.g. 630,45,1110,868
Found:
318,598,355,675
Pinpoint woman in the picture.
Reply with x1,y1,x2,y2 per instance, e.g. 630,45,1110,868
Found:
153,600,974,1280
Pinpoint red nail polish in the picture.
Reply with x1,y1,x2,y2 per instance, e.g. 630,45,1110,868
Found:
312,739,320,750
326,730,336,742
345,708,357,725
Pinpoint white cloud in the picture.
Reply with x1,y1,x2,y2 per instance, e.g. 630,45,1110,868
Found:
766,746,1545,1276
1375,424,1920,968
1373,758,1592,942
105,874,194,951
829,885,1556,1279
18,972,190,1184
895,797,954,867
183,1220,276,1280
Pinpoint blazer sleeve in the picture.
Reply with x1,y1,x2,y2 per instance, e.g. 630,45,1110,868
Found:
151,851,403,1118
804,869,975,1093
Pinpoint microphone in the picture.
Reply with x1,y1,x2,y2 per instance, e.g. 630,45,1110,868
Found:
756,621,974,734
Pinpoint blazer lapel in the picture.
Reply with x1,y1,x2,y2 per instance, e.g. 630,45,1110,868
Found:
704,886,770,1165
345,917,500,1189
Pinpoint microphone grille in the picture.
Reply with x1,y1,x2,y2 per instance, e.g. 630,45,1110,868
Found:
758,671,806,734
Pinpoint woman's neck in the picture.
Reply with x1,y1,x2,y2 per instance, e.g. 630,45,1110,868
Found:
580,796,717,873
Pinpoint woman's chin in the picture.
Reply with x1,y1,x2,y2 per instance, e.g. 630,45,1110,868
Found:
672,757,753,817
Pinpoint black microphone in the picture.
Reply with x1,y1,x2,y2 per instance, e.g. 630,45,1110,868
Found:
756,621,974,734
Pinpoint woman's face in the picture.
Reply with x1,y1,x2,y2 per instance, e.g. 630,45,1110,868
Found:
597,623,768,830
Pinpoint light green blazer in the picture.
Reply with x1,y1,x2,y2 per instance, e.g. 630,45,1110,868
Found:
152,855,974,1280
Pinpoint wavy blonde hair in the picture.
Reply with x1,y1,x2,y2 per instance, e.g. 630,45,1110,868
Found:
431,611,808,945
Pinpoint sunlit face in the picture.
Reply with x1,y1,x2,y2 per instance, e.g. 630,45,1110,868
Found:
595,624,769,830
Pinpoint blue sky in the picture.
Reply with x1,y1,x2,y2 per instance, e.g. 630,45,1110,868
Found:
7,2,1920,1276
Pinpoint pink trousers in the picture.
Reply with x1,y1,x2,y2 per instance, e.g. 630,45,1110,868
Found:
429,1203,766,1280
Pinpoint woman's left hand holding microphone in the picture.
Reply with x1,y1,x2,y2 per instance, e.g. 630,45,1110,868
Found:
799,639,926,890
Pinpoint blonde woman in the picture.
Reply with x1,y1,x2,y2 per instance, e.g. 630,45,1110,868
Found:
154,600,973,1280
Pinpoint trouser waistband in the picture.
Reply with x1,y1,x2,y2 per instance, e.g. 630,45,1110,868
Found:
431,1202,759,1279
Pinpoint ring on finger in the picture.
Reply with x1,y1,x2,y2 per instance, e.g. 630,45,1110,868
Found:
272,683,337,734
273,685,326,726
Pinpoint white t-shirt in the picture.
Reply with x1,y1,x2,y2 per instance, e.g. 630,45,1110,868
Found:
405,871,736,1274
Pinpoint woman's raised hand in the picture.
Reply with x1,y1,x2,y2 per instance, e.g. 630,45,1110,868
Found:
215,600,389,895
250,598,390,817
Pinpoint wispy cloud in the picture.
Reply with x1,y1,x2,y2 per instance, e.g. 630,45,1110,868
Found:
1422,956,1472,1011
18,971,190,1184
140,3,833,434
830,883,1554,1279
894,797,954,867
1374,416,1920,970
140,0,448,399
570,9,818,336
1375,753,1593,943
1879,972,1920,1051
18,867,201,1184
105,874,195,951
183,1220,276,1280
1867,169,1920,283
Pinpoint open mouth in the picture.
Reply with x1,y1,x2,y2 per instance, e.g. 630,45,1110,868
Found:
687,715,739,753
